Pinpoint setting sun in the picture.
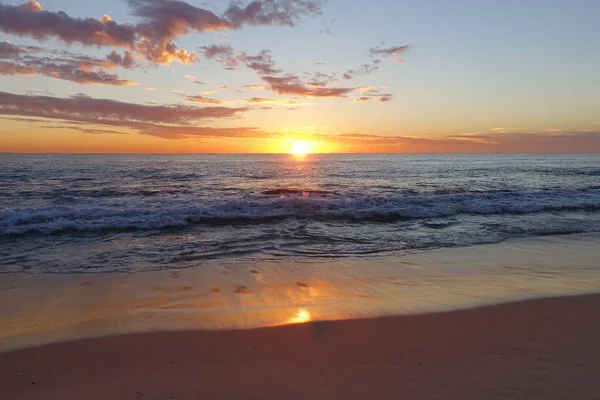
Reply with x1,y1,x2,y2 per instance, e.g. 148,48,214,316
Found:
288,309,312,324
289,140,312,156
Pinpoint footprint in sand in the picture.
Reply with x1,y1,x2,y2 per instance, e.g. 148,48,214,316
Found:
250,269,259,274
210,286,221,293
234,285,252,294
296,281,309,288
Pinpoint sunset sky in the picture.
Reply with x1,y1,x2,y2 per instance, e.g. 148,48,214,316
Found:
1,0,599,153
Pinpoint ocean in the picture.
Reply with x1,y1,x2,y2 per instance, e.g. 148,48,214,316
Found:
1,153,599,274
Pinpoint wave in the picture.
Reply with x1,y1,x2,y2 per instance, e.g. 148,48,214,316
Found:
262,188,331,196
1,189,599,236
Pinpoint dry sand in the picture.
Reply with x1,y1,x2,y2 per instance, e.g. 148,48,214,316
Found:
2,294,600,400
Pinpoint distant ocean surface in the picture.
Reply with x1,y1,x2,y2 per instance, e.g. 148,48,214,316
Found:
1,153,599,273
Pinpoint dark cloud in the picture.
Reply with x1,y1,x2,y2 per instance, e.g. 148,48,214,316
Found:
200,44,239,69
128,0,324,64
1,0,324,66
106,50,136,69
35,61,136,85
0,47,137,85
201,46,279,75
128,0,229,64
0,2,136,47
262,75,354,97
243,50,280,75
0,91,249,128
0,41,42,59
224,0,324,28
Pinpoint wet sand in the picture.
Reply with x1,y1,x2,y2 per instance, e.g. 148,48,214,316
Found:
2,294,600,400
2,233,600,352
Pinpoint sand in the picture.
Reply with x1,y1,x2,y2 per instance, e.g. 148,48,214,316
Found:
2,233,600,352
2,294,600,400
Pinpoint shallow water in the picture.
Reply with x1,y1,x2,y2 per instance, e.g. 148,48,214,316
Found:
1,153,599,273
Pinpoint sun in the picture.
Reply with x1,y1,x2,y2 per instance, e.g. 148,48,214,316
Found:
288,309,312,324
289,140,311,156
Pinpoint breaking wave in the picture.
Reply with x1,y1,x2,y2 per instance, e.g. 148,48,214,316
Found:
2,189,599,236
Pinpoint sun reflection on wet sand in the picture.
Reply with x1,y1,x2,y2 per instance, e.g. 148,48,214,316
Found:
2,234,600,351
288,309,311,324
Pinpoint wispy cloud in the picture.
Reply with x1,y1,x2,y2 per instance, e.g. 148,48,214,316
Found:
244,97,310,106
0,90,249,128
369,45,410,59
185,95,222,104
0,42,137,85
262,75,354,98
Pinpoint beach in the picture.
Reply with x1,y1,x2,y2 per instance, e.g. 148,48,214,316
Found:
1,233,600,398
2,294,600,400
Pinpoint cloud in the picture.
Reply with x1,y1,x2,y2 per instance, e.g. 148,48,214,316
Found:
354,97,370,103
1,0,324,66
243,50,280,75
184,74,197,80
199,44,239,69
18,1,42,12
138,125,268,139
185,95,222,104
244,97,309,106
0,46,137,85
201,45,280,75
0,41,42,59
312,131,600,153
0,91,249,129
369,45,410,58
218,84,229,89
203,90,217,95
130,0,324,64
0,2,136,47
224,0,324,28
0,61,36,76
262,75,354,98
106,50,135,68
243,84,266,90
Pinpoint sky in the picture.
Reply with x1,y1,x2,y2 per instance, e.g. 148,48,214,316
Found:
0,0,599,153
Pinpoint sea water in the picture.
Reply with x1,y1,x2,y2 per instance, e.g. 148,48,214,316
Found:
1,153,599,273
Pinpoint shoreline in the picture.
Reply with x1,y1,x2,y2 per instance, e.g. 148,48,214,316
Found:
2,232,600,352
2,294,600,399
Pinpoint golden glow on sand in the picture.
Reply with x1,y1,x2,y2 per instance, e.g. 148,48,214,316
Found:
288,309,312,324
288,140,312,156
